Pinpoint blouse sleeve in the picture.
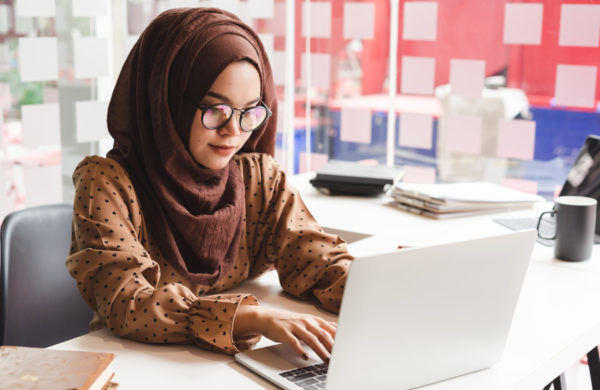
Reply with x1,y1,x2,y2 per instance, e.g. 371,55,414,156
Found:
65,157,259,354
237,154,353,313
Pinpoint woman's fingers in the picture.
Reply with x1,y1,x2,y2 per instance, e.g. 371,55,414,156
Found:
306,321,335,353
293,326,330,363
316,318,337,339
281,329,310,360
254,307,338,363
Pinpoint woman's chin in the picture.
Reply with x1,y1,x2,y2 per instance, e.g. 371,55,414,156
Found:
192,155,232,170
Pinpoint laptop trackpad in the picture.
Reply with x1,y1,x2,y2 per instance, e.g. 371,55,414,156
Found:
241,344,319,369
236,344,321,376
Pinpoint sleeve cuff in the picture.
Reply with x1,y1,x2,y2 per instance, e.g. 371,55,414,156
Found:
188,294,260,354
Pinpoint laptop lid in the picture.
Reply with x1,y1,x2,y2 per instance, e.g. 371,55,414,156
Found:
559,135,600,234
235,230,536,390
326,229,535,389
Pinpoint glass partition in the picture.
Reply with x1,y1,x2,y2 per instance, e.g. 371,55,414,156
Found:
1,0,599,220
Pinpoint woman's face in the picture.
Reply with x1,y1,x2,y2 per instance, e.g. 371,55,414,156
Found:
188,61,261,170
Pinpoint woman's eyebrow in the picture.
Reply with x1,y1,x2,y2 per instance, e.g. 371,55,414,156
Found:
206,91,261,106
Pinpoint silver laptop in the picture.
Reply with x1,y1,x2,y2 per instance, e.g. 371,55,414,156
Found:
235,230,536,390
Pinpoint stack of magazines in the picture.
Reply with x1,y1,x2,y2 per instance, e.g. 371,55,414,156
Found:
388,181,544,219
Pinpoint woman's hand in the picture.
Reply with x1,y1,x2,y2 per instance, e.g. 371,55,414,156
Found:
233,305,336,363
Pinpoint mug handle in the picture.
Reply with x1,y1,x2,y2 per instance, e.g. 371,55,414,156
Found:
537,210,557,240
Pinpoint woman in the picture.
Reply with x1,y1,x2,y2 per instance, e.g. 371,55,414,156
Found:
66,8,352,363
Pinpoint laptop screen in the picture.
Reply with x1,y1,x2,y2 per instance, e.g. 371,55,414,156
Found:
560,135,600,234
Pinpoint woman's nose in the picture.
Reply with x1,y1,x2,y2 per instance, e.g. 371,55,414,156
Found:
218,113,243,136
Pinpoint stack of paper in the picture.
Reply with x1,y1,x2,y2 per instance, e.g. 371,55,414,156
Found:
388,181,544,219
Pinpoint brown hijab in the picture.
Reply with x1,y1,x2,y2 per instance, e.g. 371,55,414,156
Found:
106,8,277,285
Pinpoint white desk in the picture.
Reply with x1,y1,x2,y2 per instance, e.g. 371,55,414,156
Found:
52,175,600,389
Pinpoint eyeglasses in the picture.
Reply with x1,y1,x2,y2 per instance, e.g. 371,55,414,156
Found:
185,95,272,132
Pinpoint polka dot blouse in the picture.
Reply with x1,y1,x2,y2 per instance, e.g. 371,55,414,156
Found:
66,153,353,354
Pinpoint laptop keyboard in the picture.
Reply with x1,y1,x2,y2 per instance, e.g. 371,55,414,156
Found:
278,362,328,389
494,217,555,247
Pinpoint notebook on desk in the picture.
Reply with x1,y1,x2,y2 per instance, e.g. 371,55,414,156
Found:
310,160,404,195
235,230,536,389
495,135,600,246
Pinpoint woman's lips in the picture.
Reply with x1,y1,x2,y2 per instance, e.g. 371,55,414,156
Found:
209,144,236,156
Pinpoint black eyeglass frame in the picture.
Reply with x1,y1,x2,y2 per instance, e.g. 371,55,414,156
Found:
185,95,272,133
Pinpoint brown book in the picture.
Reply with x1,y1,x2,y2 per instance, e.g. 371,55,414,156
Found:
0,346,116,390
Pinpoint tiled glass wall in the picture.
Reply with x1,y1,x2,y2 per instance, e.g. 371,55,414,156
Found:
1,0,599,221
296,0,391,174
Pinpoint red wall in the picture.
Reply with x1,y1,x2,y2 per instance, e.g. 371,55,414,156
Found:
260,0,600,108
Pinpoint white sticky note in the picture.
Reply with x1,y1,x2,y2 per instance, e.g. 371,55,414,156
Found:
125,35,139,56
0,44,8,68
157,0,170,14
0,82,11,110
344,2,375,40
302,2,331,39
72,0,108,17
398,112,433,149
559,4,600,47
274,147,289,171
301,53,330,89
401,56,435,95
76,101,110,143
16,0,55,17
127,2,145,34
273,2,286,36
212,0,241,17
0,163,14,219
299,152,329,173
496,119,536,160
74,37,109,79
0,164,7,205
0,109,3,150
503,3,543,45
402,165,436,184
169,0,199,7
555,64,597,108
15,17,34,35
18,37,58,82
273,51,286,86
340,107,372,144
276,102,285,134
402,1,438,41
23,164,62,207
248,0,274,19
0,5,9,34
235,2,250,25
449,59,485,98
446,114,482,155
500,177,538,195
22,103,61,148
258,33,274,62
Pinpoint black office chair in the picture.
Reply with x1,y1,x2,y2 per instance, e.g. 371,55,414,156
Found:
544,350,600,390
0,203,92,347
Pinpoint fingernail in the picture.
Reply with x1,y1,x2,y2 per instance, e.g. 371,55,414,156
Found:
325,358,330,366
303,353,309,360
